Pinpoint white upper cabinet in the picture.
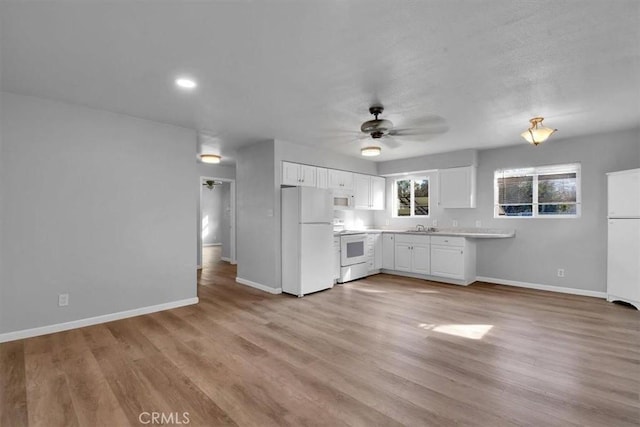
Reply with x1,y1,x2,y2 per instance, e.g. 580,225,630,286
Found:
354,174,372,209
282,161,301,186
608,169,640,217
281,161,316,187
439,166,477,208
354,174,386,210
316,167,328,189
282,162,384,202
371,176,386,210
328,169,354,191
299,164,317,187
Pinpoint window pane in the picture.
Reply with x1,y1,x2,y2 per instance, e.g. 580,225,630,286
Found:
413,179,429,216
497,176,533,204
497,204,533,217
396,180,411,216
538,204,577,215
538,173,577,203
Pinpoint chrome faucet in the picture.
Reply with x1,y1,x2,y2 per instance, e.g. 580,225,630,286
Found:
416,224,425,231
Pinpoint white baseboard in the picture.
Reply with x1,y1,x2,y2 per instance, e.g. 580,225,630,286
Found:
476,276,606,298
0,297,199,343
236,277,282,294
221,257,231,263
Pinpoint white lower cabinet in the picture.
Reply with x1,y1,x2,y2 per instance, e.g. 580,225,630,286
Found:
366,233,382,272
394,234,430,274
383,232,476,285
382,234,395,269
333,237,340,280
430,236,476,283
374,234,382,270
431,245,464,279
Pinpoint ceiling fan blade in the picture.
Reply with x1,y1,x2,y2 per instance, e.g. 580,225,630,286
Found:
381,136,400,149
390,124,449,137
389,114,449,136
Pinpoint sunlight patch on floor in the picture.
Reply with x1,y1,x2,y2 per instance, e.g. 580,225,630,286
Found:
354,288,387,294
418,323,494,340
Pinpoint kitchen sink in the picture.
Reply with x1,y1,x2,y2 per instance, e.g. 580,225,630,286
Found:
405,227,439,233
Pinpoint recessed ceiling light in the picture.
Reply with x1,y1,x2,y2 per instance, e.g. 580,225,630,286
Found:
175,77,197,90
200,154,221,164
361,146,382,157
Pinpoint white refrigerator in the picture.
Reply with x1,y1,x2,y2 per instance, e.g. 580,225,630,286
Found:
282,186,334,297
607,169,640,309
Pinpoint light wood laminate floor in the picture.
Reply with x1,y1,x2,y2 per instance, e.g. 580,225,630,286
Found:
2,246,639,426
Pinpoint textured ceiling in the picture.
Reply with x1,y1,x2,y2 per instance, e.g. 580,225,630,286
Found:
1,0,638,163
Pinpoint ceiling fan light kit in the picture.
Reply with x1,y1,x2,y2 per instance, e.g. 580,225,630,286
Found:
360,106,393,138
521,117,557,146
202,179,221,190
361,146,382,157
200,154,221,164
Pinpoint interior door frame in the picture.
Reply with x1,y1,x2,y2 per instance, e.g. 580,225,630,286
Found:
198,175,237,268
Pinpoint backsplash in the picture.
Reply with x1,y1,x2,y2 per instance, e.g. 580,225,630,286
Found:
333,209,375,230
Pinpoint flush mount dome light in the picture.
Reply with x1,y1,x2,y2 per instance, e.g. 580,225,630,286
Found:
361,146,382,157
200,154,221,164
521,117,557,146
175,77,197,90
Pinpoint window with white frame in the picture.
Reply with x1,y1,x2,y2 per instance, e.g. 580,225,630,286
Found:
394,176,429,217
494,163,581,218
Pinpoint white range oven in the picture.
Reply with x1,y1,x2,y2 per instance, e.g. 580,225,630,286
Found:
338,233,369,283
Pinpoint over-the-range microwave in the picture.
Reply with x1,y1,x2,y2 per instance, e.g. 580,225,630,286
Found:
332,190,354,209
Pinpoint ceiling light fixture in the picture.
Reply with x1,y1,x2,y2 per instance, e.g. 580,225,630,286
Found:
361,146,382,157
200,154,221,164
175,77,197,90
521,117,557,146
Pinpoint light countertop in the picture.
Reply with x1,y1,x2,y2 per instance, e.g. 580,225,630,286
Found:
334,227,515,239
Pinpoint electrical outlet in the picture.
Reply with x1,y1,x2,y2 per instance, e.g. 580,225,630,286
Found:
475,220,482,227
385,218,390,226
452,220,458,227
432,219,438,227
58,293,69,307
557,269,565,278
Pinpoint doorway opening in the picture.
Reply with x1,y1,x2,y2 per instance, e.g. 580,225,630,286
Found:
198,176,236,274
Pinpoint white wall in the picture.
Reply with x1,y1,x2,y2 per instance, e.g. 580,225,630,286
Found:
0,31,5,333
376,128,640,293
0,93,198,334
197,163,235,180
219,182,232,260
377,148,477,175
236,140,278,288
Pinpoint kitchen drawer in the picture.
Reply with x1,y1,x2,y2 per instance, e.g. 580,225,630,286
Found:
430,236,465,247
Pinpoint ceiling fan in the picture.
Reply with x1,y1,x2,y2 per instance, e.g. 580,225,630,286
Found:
336,105,448,156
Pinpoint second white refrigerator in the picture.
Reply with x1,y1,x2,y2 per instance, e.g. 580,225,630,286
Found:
282,186,334,297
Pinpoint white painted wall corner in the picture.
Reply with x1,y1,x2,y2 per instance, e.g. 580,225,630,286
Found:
0,297,199,343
